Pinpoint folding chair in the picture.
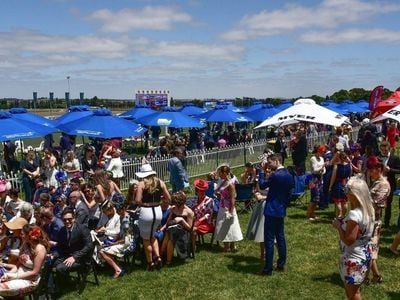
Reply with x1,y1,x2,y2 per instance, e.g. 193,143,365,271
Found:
291,174,307,206
235,183,254,213
197,209,218,248
76,258,99,294
21,260,52,300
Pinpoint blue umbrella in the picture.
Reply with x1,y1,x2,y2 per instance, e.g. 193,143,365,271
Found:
58,108,147,138
245,102,265,113
119,104,155,120
217,102,246,113
179,103,206,116
198,105,251,122
136,107,204,128
320,101,347,114
55,105,93,126
0,111,55,141
9,108,56,127
242,104,279,121
346,103,370,113
354,100,370,111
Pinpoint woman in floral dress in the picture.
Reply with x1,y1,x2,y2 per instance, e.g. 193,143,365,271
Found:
332,177,375,300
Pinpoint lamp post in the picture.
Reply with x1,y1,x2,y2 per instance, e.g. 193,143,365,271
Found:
67,76,70,94
66,76,70,108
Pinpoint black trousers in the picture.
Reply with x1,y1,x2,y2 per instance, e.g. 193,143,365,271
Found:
384,190,398,227
54,257,87,287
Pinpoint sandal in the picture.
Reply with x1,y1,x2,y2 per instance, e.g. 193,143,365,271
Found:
113,269,126,279
363,278,370,286
371,275,383,284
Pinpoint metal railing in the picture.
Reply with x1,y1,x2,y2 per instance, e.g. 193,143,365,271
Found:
3,127,360,192
119,139,268,190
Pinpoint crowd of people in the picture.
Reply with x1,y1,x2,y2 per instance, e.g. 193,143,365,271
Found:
0,116,399,299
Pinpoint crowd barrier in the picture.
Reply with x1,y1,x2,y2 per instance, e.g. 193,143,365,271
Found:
1,127,360,192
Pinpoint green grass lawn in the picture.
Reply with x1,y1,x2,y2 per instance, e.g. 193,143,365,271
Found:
59,196,400,300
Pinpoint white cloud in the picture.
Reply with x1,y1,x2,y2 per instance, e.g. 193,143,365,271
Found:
301,28,400,44
141,42,244,61
221,0,400,40
87,6,193,32
0,29,142,59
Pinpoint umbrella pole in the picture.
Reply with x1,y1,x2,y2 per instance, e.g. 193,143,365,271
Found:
19,139,23,159
82,136,85,146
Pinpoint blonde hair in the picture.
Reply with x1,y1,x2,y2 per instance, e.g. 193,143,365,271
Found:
92,169,111,196
144,174,159,194
346,176,375,233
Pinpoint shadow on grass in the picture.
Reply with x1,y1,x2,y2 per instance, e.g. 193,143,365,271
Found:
387,292,400,300
311,272,343,288
224,254,262,274
375,247,400,259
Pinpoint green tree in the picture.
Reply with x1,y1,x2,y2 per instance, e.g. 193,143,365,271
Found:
330,89,350,102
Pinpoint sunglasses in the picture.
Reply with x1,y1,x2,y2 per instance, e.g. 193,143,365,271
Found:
62,217,73,222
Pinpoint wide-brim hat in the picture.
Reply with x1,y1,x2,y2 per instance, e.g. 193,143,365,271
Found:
135,164,156,178
4,217,28,230
194,179,208,191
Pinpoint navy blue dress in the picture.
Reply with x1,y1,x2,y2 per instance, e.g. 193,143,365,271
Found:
332,163,351,202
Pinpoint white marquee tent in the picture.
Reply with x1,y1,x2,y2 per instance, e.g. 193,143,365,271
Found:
254,98,349,129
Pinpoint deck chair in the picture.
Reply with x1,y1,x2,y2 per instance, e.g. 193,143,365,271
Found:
291,174,307,206
235,183,254,213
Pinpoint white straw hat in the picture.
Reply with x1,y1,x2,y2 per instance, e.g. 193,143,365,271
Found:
135,164,156,178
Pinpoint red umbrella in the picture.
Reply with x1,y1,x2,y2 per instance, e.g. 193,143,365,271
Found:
372,91,400,118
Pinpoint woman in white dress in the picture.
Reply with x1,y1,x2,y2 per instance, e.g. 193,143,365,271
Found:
106,149,124,188
215,164,243,252
62,150,80,182
41,149,58,187
0,225,49,297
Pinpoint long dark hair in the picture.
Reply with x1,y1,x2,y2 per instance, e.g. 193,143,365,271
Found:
22,224,50,253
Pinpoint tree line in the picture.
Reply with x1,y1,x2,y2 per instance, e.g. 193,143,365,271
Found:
0,87,394,110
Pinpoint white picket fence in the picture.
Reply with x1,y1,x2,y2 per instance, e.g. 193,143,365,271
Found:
2,127,359,192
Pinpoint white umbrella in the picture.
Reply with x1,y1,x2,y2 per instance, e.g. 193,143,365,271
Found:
254,98,348,129
371,104,400,123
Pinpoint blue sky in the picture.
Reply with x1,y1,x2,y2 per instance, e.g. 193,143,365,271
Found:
1,0,400,100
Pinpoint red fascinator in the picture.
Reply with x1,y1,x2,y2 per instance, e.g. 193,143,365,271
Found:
28,227,42,241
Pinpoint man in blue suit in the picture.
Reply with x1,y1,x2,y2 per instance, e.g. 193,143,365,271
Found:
168,147,188,192
259,154,293,276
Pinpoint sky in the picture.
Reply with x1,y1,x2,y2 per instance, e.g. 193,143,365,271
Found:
1,0,400,100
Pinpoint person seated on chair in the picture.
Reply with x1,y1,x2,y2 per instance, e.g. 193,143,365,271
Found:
0,224,49,297
191,179,214,236
3,188,23,221
68,191,89,227
96,199,121,245
54,209,93,287
39,207,64,254
154,195,171,245
161,191,194,265
99,194,132,279
0,218,28,264
240,162,257,185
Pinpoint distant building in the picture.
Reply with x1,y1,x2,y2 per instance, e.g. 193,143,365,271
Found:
135,90,171,108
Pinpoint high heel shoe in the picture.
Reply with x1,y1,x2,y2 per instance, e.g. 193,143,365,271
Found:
153,256,163,270
371,275,383,284
147,262,155,272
